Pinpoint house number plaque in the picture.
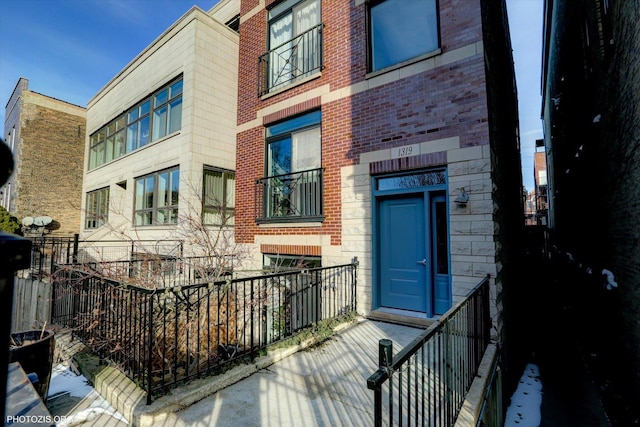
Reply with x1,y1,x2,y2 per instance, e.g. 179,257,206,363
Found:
391,144,420,159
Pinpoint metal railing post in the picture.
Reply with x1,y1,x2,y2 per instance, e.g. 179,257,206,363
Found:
146,293,154,405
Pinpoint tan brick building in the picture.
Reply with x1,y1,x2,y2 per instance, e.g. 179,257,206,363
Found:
235,0,523,326
3,78,86,235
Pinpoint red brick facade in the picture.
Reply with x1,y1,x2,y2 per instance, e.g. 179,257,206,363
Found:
237,0,489,248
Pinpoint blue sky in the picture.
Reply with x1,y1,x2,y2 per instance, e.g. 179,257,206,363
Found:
1,0,542,190
507,0,545,190
0,0,218,124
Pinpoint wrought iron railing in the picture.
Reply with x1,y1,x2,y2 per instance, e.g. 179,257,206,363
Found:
258,23,324,96
22,236,184,279
255,168,324,223
367,275,492,426
51,260,357,404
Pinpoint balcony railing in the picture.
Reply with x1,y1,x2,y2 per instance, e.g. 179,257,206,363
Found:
255,168,324,223
258,23,324,96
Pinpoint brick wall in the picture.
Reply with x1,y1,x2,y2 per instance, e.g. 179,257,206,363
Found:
599,0,640,399
236,0,489,247
15,93,86,235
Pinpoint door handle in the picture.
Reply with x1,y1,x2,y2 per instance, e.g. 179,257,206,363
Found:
417,259,428,266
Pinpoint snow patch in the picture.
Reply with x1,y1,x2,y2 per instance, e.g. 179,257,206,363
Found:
47,364,129,426
505,363,543,427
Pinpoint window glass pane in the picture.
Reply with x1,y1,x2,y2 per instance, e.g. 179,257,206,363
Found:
157,172,168,207
115,116,126,131
128,108,139,123
268,137,292,176
225,173,235,208
154,89,168,107
377,171,446,191
135,179,144,210
293,0,320,35
89,146,97,169
204,169,222,206
106,122,116,136
170,80,183,98
292,127,321,171
127,123,137,152
157,209,167,224
140,100,151,116
168,98,182,134
266,110,321,137
435,199,448,274
96,142,105,166
370,0,439,71
145,177,155,209
105,136,115,162
139,116,150,147
135,212,152,226
115,131,125,157
171,169,180,206
269,13,293,89
153,105,168,141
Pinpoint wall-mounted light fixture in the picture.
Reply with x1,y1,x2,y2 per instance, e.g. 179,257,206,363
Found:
454,187,469,207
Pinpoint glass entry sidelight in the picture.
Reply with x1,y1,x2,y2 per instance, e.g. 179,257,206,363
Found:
374,171,451,317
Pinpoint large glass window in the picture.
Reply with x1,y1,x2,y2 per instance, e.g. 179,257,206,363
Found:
266,110,321,177
203,167,235,226
85,187,109,229
259,110,323,220
368,0,439,72
134,167,179,226
261,0,322,94
89,77,182,170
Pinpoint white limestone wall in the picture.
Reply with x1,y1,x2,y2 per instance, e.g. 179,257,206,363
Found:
339,136,496,316
81,8,238,248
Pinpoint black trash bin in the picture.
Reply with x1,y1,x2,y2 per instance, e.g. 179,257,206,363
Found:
9,330,55,399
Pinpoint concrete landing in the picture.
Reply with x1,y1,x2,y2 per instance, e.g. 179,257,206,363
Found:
50,318,424,427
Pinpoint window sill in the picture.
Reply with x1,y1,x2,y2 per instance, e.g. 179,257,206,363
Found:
365,48,442,80
260,71,322,101
257,219,324,228
132,224,178,230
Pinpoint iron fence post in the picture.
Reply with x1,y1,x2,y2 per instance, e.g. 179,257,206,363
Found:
377,339,393,427
146,293,154,405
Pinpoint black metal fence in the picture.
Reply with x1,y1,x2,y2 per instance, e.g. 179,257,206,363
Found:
55,255,227,289
367,275,492,426
22,236,184,279
51,261,357,404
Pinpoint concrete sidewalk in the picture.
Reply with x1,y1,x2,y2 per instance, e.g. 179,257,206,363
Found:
52,319,424,426
170,319,423,427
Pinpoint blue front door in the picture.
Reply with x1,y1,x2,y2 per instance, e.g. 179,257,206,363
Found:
379,195,428,312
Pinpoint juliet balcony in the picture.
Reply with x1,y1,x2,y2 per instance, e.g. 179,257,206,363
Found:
255,168,324,223
258,23,324,97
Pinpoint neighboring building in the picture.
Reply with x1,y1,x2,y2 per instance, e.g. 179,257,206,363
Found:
2,78,86,235
235,0,523,346
80,1,240,256
524,189,536,226
533,148,548,225
542,0,640,405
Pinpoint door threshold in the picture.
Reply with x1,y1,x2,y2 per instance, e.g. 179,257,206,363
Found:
368,308,437,328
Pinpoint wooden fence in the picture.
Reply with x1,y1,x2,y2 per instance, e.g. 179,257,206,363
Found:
11,277,51,333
